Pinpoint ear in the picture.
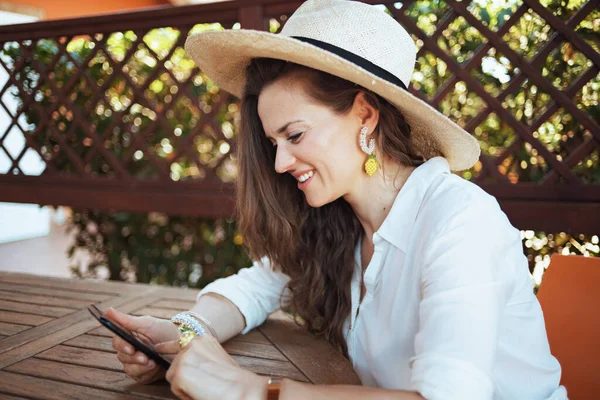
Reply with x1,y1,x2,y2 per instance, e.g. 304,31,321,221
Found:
352,91,379,135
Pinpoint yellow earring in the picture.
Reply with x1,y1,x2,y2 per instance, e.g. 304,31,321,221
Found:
359,126,378,176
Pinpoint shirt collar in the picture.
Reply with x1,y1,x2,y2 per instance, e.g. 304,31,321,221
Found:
376,157,451,252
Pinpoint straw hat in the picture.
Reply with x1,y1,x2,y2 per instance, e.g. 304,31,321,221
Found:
185,0,480,171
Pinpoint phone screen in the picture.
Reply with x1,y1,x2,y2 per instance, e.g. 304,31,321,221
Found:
87,305,171,370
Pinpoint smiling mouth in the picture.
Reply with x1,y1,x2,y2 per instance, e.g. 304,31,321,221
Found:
297,170,314,183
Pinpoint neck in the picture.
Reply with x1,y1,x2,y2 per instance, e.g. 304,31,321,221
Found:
344,162,415,242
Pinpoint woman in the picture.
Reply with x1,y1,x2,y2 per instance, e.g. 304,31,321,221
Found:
108,0,566,399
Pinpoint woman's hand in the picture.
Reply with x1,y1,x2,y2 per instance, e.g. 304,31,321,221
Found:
105,307,181,384
166,335,268,400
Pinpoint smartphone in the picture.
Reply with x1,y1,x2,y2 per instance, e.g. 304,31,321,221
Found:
87,304,171,370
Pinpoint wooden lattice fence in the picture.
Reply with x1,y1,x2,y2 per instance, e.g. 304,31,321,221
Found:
0,0,598,233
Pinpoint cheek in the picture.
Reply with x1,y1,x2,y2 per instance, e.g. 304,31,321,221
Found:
334,155,363,185
319,137,363,183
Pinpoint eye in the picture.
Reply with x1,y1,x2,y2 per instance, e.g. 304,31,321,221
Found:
288,132,303,144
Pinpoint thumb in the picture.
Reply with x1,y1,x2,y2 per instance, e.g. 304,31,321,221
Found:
105,307,150,332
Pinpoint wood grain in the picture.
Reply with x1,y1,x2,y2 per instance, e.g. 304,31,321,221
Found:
231,329,270,345
0,273,361,396
29,345,308,383
0,272,144,294
36,345,124,371
0,393,31,400
259,311,360,385
0,289,157,367
149,299,196,311
0,282,111,302
223,339,287,361
6,358,175,399
131,307,175,320
144,287,199,302
0,290,90,309
63,334,116,353
0,299,74,318
0,322,30,336
0,310,53,326
87,326,113,337
232,354,308,382
0,370,155,400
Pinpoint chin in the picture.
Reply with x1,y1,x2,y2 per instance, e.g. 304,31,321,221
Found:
304,193,337,208
305,197,324,208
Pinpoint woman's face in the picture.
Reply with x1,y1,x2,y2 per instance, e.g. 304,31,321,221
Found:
257,77,366,207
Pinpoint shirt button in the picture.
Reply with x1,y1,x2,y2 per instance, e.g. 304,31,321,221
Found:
373,234,383,247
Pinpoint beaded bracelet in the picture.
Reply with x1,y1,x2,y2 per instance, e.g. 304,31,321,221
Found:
184,311,219,342
171,313,207,348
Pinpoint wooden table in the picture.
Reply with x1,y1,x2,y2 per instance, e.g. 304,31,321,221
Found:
0,272,360,399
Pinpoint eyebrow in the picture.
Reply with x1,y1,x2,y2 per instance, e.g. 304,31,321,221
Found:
266,119,305,139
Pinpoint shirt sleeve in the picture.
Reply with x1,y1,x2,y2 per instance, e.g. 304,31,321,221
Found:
197,256,291,334
409,198,518,400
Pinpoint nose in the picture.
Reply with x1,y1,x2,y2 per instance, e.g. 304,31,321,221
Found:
274,144,296,174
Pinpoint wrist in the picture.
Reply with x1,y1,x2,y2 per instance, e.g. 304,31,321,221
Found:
238,372,269,400
185,311,220,341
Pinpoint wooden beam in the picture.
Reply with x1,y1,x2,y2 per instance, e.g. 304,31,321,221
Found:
498,200,599,235
2,175,599,233
0,175,235,218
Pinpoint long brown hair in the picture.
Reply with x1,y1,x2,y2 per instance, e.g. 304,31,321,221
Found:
236,58,423,357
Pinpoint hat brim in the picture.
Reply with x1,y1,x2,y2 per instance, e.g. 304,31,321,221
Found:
185,30,480,171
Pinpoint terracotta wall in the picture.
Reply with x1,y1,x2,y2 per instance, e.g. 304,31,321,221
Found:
3,0,172,21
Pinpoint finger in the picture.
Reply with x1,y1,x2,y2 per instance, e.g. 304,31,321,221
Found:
112,335,134,355
132,360,158,379
117,350,149,365
165,357,179,384
124,360,156,378
134,364,160,385
154,340,180,355
105,308,152,332
165,364,174,383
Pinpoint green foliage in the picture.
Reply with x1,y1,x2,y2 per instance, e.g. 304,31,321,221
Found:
67,210,249,286
523,231,599,289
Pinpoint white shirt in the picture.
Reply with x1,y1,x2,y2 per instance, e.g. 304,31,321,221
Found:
198,157,567,400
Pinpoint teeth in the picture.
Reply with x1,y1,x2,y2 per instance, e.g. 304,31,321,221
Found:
298,170,314,183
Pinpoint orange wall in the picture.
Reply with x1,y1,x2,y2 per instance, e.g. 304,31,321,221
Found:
5,0,172,20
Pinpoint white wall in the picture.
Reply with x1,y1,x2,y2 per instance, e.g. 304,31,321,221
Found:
0,10,50,244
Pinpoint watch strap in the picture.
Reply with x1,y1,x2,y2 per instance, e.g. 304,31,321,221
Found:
267,376,282,400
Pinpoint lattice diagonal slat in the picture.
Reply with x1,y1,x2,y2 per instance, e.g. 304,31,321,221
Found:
392,6,579,183
463,1,598,183
386,0,599,185
0,22,239,182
